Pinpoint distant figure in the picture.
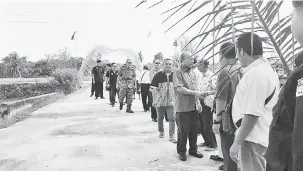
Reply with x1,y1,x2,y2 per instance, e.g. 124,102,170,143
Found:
92,60,106,99
139,65,151,112
117,59,136,113
106,63,119,107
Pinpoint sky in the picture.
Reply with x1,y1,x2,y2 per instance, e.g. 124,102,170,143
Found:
0,0,294,63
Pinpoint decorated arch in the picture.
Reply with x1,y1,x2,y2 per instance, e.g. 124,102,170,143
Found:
78,45,142,84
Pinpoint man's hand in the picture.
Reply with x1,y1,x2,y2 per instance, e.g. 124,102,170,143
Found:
230,142,241,163
212,123,220,134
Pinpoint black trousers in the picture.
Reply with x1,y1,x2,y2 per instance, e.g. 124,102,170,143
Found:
150,92,157,120
110,86,118,104
199,99,217,147
176,111,198,155
94,82,104,98
141,84,151,110
91,80,95,95
220,130,237,171
266,130,292,171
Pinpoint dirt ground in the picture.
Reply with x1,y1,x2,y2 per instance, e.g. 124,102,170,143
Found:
0,84,222,171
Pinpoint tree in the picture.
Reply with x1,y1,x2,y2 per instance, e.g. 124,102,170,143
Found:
1,52,27,78
136,0,302,76
154,52,164,61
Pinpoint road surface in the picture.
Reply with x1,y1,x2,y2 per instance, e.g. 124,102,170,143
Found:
0,84,222,171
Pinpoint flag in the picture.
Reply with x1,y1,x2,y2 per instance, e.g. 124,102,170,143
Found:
147,30,151,39
71,31,77,40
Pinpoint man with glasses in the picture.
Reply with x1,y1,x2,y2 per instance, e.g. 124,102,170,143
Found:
117,59,136,113
149,59,162,122
106,63,119,107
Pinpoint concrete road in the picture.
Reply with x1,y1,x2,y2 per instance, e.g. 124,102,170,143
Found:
0,85,222,171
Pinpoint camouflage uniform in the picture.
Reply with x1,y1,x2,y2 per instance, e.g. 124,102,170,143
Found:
118,64,136,109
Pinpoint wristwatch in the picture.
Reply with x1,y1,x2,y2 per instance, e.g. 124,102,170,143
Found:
213,120,221,124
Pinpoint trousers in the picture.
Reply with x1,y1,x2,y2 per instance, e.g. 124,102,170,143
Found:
157,106,175,137
220,131,237,171
199,98,217,148
95,82,104,98
110,86,119,104
141,84,151,110
239,141,267,171
119,88,134,106
176,111,198,155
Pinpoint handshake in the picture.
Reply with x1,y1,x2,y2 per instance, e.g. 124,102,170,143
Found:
196,91,214,98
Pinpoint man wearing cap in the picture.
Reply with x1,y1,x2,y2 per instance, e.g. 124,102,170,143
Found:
197,60,217,150
92,60,106,99
117,59,136,113
173,51,204,161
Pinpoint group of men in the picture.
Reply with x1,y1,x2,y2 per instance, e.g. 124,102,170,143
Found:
89,2,303,170
91,59,136,113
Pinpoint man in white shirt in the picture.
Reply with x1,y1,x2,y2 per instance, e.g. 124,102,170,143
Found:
230,33,280,171
139,65,151,112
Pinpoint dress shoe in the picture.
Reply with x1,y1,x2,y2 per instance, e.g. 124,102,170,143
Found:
210,155,223,162
189,151,203,158
179,154,187,161
218,164,223,170
126,109,134,113
198,142,209,147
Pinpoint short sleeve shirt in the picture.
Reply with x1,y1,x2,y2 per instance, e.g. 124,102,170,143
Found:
215,65,241,103
173,67,199,113
232,58,280,147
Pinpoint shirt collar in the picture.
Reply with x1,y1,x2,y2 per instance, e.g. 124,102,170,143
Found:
243,58,264,74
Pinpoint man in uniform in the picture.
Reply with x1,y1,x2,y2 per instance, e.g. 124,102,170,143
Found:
117,59,136,113
92,60,105,99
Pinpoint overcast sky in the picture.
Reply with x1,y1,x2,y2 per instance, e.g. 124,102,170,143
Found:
0,0,293,63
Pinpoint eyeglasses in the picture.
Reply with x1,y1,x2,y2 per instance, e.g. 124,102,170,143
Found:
155,62,160,64
113,66,117,67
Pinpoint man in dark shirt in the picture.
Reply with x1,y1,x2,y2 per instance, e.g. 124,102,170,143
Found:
106,63,119,107
92,60,105,99
173,51,204,161
213,42,240,171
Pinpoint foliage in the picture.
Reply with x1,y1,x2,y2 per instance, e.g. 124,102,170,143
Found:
0,83,56,101
1,52,27,78
0,49,83,78
154,52,164,61
136,0,302,76
51,68,80,95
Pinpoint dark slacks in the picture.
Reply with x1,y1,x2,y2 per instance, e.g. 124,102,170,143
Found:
110,86,119,104
220,130,237,171
94,82,104,98
91,80,95,95
266,130,292,171
176,111,198,155
199,99,217,147
140,83,151,110
150,92,157,120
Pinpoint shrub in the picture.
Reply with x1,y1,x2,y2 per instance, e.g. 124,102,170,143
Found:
0,83,56,101
51,68,80,94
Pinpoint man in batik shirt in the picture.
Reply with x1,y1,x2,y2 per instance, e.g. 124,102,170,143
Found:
197,60,217,150
117,59,136,113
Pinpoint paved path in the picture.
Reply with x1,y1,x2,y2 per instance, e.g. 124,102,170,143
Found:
0,84,222,171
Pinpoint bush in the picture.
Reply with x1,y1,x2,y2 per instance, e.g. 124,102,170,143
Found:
51,68,80,94
0,83,56,101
